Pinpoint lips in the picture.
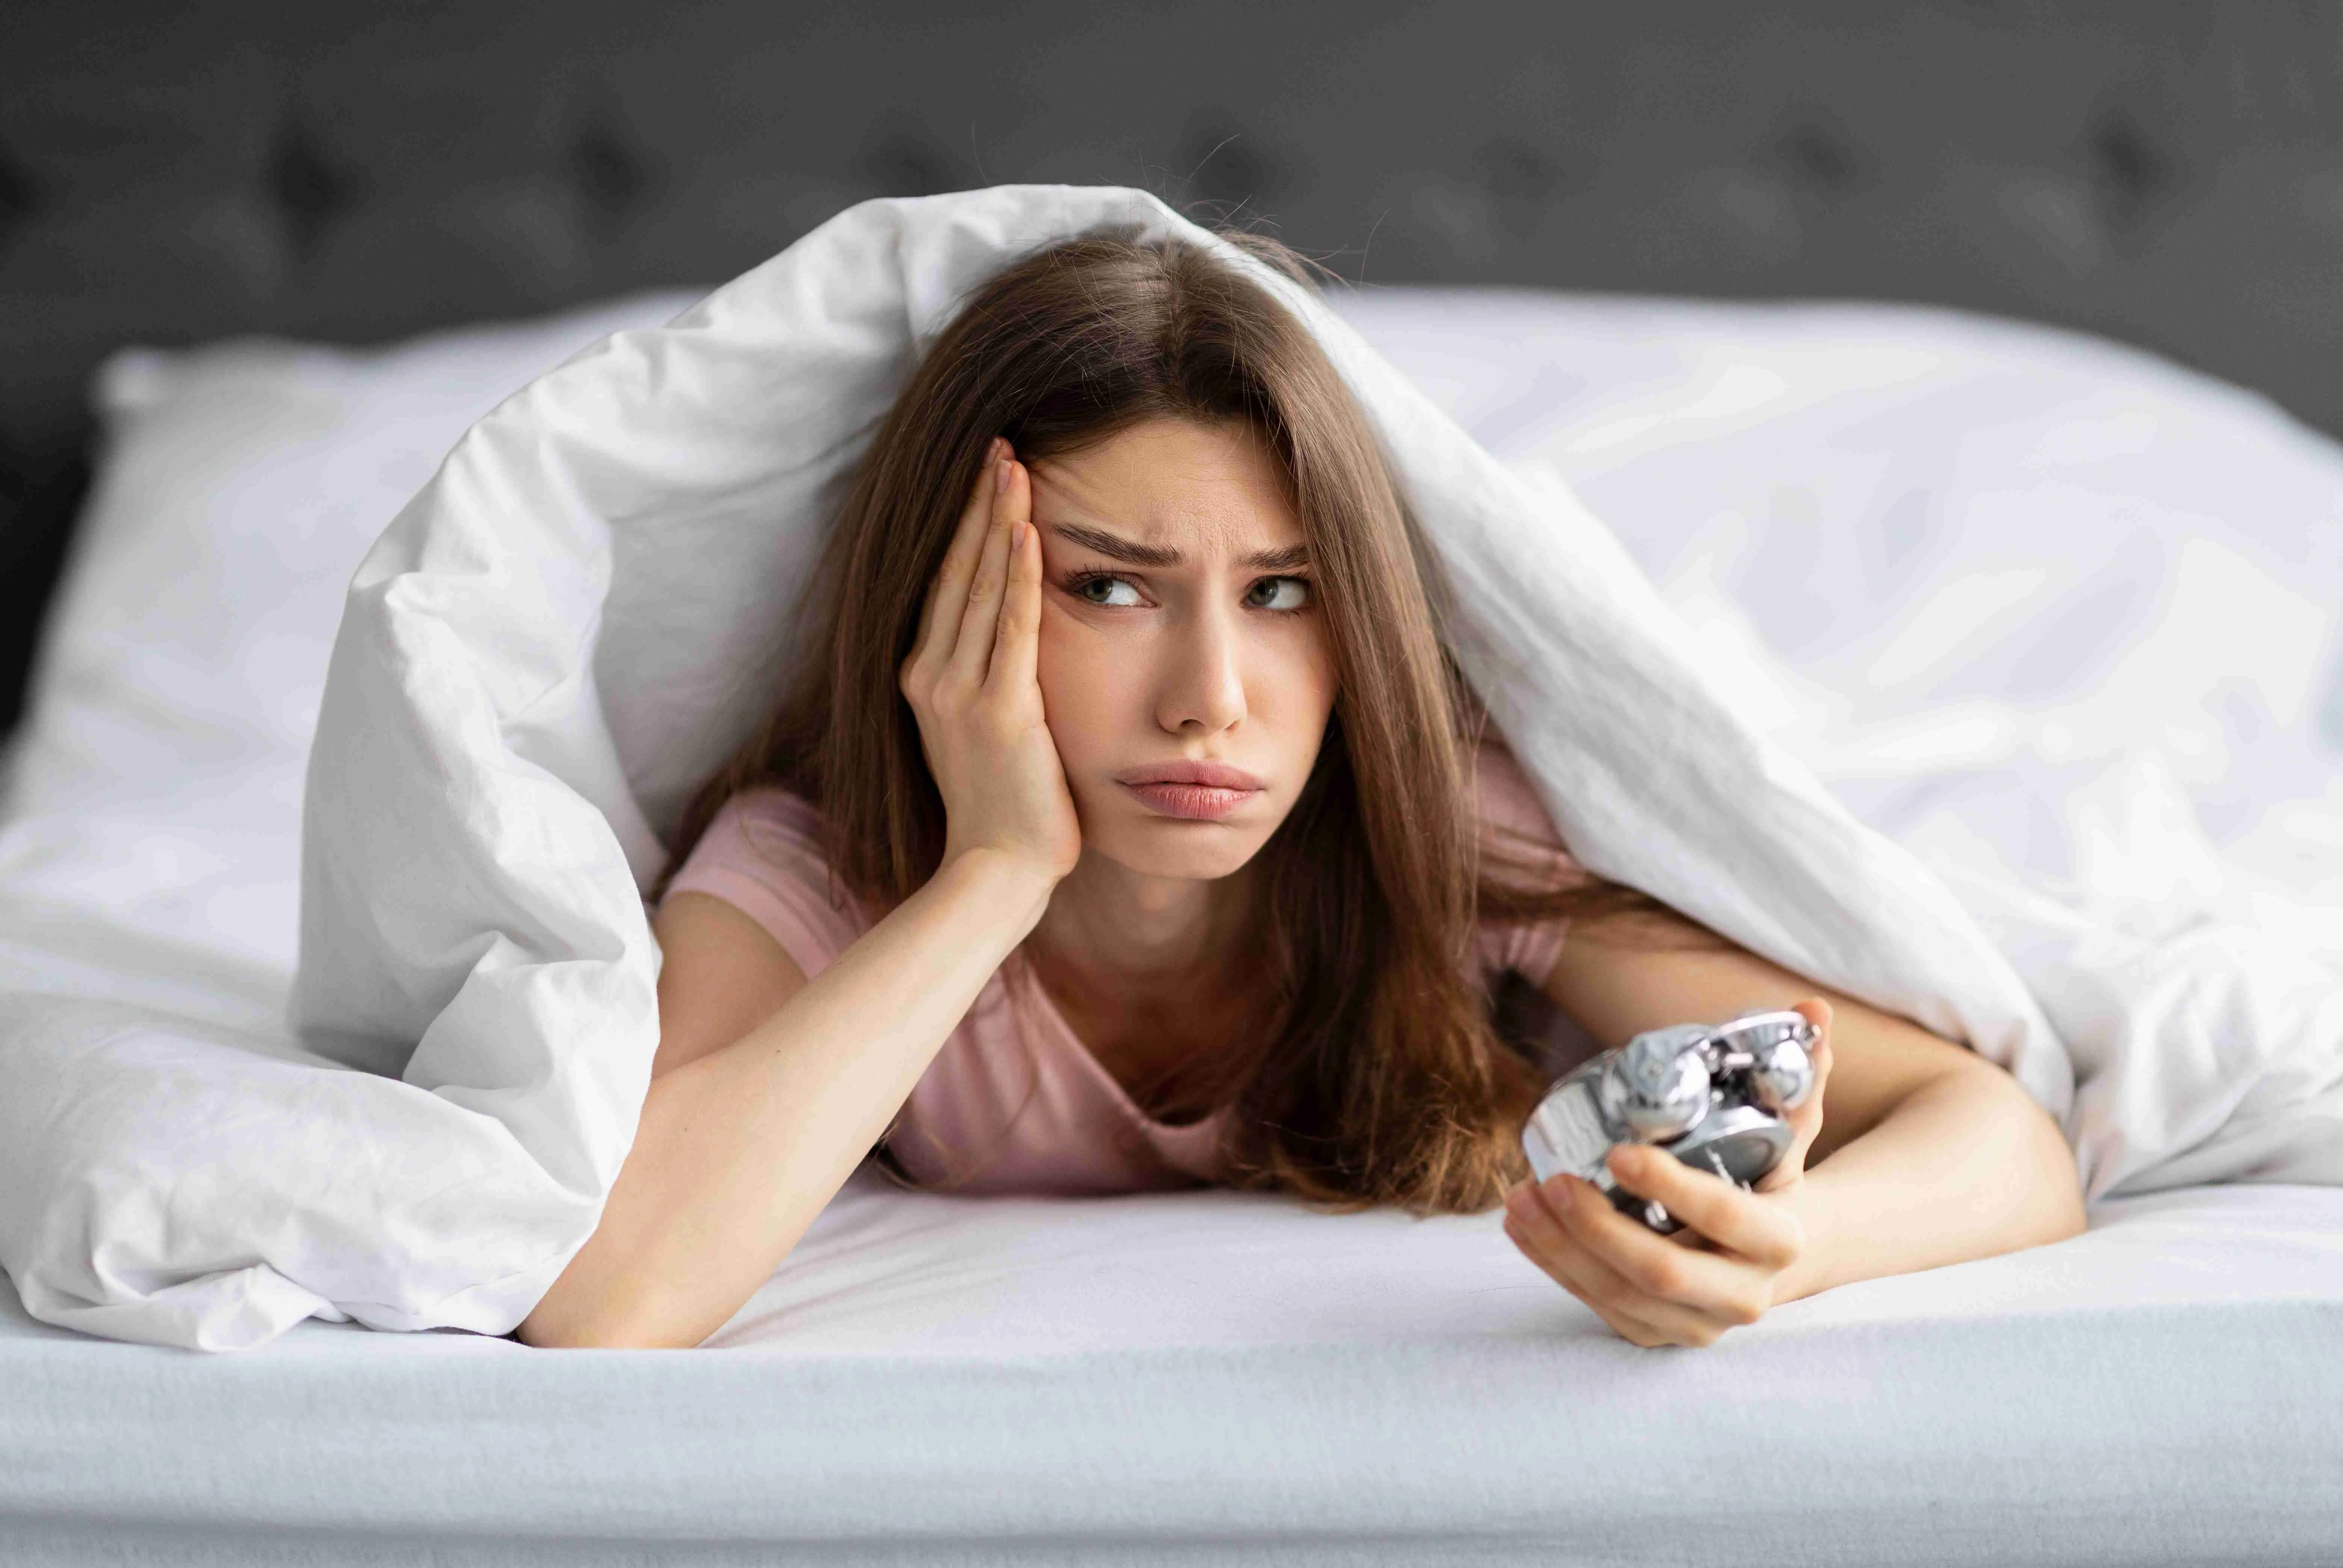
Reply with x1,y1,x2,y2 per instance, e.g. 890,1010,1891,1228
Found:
1114,760,1266,790
1114,759,1265,822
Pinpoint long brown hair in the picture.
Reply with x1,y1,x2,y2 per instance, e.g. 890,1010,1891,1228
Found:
662,225,1696,1215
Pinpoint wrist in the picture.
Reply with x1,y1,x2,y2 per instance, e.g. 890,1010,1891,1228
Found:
937,846,1060,931
1771,1174,1844,1306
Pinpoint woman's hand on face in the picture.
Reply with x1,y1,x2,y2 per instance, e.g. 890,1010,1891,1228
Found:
899,439,1084,887
1501,997,1836,1348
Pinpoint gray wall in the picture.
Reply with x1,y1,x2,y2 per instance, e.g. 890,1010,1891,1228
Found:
4,2,2342,731
7,2,2343,455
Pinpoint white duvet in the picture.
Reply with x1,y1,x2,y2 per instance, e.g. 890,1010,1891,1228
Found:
2,185,2338,1352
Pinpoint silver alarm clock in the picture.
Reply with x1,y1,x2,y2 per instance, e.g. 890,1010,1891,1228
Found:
1520,1010,1819,1235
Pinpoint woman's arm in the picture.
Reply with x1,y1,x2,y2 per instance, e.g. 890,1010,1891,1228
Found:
1767,1054,2083,1303
514,852,1054,1350
520,440,1080,1350
1525,906,2085,1331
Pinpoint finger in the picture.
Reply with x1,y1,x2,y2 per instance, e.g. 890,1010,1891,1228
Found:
1535,1169,1772,1320
921,439,1006,650
1505,1187,1693,1346
991,472,1041,696
915,440,1007,666
1541,1180,1758,1345
1510,1191,1737,1348
1603,1145,1801,1270
1791,997,1833,1119
950,456,1020,679
1506,1217,1679,1347
1790,1027,1834,1141
1760,999,1835,1188
1512,1179,1708,1341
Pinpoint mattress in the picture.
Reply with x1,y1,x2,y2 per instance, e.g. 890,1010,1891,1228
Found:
6,1173,2343,1565
5,282,2341,1564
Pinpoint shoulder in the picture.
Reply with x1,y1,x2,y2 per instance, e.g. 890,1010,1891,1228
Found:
703,783,826,841
1468,732,1588,985
1470,733,1575,865
677,785,835,884
662,784,870,966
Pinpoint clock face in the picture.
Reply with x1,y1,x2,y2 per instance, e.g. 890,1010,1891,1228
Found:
1666,1107,1795,1189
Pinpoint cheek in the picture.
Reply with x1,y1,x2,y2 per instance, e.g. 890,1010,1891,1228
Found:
1279,624,1340,731
1034,615,1112,758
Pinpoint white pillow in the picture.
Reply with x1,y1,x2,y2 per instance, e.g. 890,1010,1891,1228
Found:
0,295,706,1349
0,292,702,983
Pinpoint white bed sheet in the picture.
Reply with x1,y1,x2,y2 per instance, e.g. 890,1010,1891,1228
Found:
5,1173,2342,1565
5,280,2342,1561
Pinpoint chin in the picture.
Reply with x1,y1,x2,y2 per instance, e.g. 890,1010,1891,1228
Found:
1087,817,1273,883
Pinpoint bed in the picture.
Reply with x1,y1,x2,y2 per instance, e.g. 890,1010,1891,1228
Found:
4,281,2341,1564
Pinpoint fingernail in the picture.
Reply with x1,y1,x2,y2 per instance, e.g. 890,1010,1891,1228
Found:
988,437,1006,464
996,457,1014,494
1012,520,1028,550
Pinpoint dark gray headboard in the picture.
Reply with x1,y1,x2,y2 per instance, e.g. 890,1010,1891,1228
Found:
6,1,2343,731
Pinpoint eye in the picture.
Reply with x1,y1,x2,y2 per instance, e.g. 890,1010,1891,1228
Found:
1066,572,1144,608
1245,576,1312,614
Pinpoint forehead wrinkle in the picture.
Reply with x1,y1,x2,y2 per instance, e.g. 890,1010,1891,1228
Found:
1030,449,1309,574
1043,522,1310,573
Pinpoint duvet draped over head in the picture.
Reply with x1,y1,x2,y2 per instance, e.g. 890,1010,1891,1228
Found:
2,183,2338,1353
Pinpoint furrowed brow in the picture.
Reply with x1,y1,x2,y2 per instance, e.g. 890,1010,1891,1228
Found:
1237,543,1313,572
1048,523,1182,567
1048,522,1311,573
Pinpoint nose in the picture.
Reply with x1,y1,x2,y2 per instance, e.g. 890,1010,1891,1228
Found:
1155,593,1249,736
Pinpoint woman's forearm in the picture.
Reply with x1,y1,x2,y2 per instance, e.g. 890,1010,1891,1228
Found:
1775,1062,2086,1304
516,849,1055,1350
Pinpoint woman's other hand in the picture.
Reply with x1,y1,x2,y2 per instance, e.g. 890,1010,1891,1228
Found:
1501,998,1837,1348
899,439,1084,887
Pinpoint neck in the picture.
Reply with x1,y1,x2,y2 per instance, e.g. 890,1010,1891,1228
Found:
1024,847,1258,1003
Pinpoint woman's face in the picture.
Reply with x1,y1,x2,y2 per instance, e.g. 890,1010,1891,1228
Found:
1028,416,1337,884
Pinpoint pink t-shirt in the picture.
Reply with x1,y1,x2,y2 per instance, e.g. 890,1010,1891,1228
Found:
660,739,1580,1197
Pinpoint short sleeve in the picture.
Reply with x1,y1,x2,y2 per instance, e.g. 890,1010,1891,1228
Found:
1473,739,1582,985
659,788,870,982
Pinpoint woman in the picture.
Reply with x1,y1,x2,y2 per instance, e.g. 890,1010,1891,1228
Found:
516,230,2085,1351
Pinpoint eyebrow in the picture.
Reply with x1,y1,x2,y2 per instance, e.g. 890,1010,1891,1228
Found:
1046,522,1311,573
